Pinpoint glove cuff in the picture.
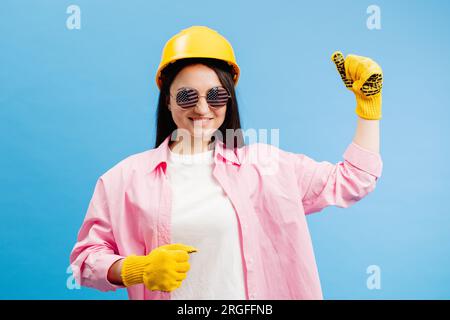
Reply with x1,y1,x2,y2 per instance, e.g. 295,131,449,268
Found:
355,94,382,120
121,255,149,287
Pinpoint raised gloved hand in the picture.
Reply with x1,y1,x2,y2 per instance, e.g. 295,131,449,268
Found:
331,51,383,120
121,243,198,292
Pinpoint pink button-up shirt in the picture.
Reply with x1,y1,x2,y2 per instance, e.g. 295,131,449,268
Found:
69,134,382,300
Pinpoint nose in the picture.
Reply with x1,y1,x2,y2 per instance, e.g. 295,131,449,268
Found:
194,96,210,114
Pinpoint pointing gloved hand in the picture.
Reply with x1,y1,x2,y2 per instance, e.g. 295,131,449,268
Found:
331,51,383,120
121,243,198,292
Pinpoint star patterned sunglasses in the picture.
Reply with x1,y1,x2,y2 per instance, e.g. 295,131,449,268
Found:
170,86,231,109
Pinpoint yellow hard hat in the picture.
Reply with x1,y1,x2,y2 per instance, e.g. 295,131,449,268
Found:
155,26,240,89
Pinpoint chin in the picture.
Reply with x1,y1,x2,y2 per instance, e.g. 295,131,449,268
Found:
191,128,216,138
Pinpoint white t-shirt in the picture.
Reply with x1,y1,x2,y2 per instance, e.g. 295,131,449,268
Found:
167,146,246,300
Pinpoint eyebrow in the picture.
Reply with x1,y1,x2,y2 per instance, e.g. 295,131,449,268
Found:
176,85,223,91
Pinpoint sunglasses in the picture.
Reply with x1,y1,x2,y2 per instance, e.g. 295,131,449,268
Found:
170,86,231,109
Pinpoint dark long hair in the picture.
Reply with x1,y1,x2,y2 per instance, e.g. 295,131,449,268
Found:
154,58,244,149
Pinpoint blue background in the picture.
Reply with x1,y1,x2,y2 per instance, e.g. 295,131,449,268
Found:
1,0,449,299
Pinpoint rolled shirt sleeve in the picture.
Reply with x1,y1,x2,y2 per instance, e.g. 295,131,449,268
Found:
296,142,383,215
69,177,126,292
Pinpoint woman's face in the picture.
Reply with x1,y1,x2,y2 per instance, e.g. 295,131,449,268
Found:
168,64,227,142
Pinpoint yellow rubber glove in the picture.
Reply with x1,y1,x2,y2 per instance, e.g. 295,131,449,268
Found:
121,243,198,292
331,51,383,120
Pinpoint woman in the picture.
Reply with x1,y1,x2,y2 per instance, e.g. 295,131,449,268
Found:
70,25,383,300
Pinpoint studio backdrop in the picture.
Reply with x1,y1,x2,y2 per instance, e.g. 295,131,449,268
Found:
1,0,449,299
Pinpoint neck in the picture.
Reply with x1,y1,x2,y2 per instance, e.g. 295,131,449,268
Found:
169,136,213,155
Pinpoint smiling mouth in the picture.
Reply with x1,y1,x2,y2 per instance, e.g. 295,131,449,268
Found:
189,117,213,121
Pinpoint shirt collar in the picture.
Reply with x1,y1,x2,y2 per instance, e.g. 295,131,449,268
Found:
146,134,241,175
